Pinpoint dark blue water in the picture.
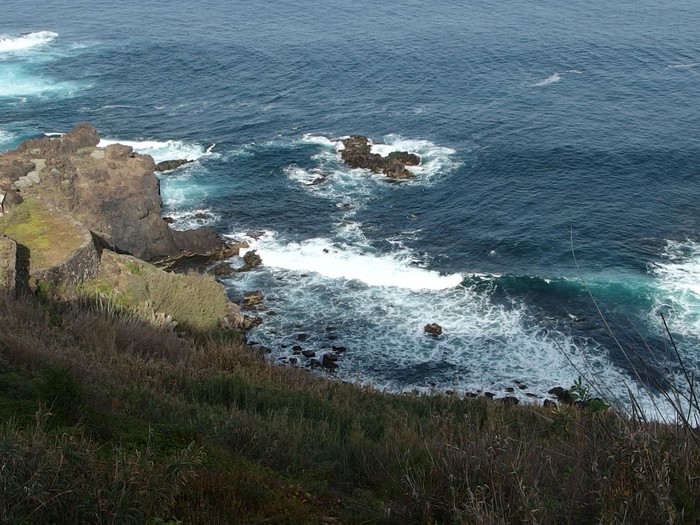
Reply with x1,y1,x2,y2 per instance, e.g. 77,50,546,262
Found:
2,0,699,417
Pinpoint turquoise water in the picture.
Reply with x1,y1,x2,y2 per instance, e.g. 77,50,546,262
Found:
2,0,699,416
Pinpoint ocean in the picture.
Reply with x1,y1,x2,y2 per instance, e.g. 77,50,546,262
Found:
2,0,699,418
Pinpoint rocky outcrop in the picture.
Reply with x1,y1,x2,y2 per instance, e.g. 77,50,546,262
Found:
0,124,223,261
340,135,420,180
0,234,17,296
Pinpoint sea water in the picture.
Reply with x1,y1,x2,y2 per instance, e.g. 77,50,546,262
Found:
2,0,699,419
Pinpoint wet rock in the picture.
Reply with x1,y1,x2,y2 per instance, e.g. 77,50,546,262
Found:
296,333,309,341
322,353,339,369
548,386,573,404
155,159,191,172
465,392,478,398
242,290,264,308
302,350,316,358
505,387,515,393
195,212,210,220
238,250,262,271
340,135,420,180
498,396,520,406
424,323,443,336
208,262,235,276
292,345,303,352
331,345,347,353
163,216,175,224
483,392,495,399
543,399,557,409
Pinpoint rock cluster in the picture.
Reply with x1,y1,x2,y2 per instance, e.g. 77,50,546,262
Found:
340,135,420,179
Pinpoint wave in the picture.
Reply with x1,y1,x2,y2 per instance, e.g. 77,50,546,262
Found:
97,138,215,164
649,239,700,340
225,231,658,411
0,128,17,151
533,72,562,87
161,208,221,231
0,31,58,53
0,63,78,99
241,233,463,291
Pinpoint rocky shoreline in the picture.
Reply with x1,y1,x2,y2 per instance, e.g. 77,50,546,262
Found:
0,125,587,409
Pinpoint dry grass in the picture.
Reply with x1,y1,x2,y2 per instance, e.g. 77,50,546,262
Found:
0,293,699,524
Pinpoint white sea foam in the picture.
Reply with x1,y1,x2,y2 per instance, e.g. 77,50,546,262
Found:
0,128,17,150
533,72,562,87
227,231,662,413
241,233,463,290
649,239,700,340
668,62,699,69
98,138,214,164
162,208,221,231
286,133,459,210
0,31,58,53
0,62,78,99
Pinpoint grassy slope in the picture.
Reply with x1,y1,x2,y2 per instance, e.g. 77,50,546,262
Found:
80,250,232,334
1,294,699,524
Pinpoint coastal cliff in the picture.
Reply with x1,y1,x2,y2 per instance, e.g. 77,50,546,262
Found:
0,125,255,332
0,124,221,262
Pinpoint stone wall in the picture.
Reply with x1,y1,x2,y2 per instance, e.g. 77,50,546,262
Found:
32,233,99,288
0,234,17,296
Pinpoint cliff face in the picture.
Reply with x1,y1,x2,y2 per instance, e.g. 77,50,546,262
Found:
0,124,221,261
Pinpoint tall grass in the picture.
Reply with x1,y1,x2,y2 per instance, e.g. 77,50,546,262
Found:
1,293,699,523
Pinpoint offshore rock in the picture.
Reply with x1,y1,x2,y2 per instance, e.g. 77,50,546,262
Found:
340,135,420,179
155,159,191,172
424,323,443,336
0,124,223,261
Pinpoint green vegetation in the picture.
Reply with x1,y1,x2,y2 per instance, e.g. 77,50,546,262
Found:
81,250,231,334
1,293,699,524
0,198,85,270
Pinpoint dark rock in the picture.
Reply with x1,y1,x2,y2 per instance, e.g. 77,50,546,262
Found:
483,392,495,399
163,216,174,224
302,350,316,358
499,396,520,406
322,353,339,369
289,357,298,365
543,399,557,409
505,387,515,393
548,386,573,404
238,250,262,271
525,392,537,398
195,212,209,220
424,323,443,336
331,345,347,353
292,345,303,352
155,159,191,172
445,390,454,396
340,135,420,180
465,392,478,398
309,359,322,368
267,311,277,316
242,290,264,308
296,333,309,341
207,262,235,276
